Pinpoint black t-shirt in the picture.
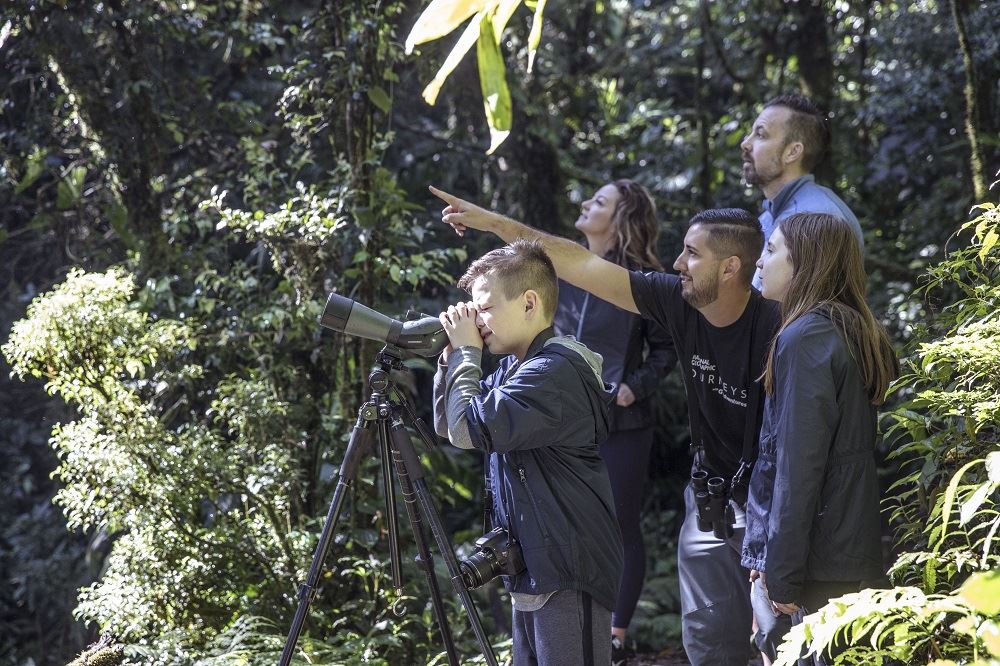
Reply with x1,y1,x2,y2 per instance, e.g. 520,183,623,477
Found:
629,271,781,478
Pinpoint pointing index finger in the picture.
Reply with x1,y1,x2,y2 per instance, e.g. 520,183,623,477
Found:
429,185,462,208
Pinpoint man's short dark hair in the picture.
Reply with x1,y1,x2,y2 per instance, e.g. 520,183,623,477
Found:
458,239,559,320
689,208,762,285
764,94,831,172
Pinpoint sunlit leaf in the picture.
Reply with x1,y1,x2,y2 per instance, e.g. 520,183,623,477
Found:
421,12,484,106
979,229,998,262
959,482,996,525
526,0,547,72
491,0,522,38
405,0,490,54
988,452,1000,483
937,458,985,549
421,0,520,106
957,570,1000,615
476,15,512,154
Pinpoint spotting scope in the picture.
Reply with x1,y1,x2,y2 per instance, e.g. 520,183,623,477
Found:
321,293,448,357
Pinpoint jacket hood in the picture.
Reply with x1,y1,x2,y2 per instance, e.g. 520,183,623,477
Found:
544,335,616,442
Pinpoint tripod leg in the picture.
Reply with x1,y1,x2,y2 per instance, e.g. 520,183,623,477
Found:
388,424,460,666
378,419,403,590
279,414,374,666
390,422,500,666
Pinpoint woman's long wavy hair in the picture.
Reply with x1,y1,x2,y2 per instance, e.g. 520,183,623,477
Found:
762,213,898,404
603,179,664,271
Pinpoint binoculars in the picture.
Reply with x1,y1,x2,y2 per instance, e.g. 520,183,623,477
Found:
692,470,735,540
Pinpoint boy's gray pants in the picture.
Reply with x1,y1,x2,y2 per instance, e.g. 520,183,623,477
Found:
511,589,611,666
678,483,754,665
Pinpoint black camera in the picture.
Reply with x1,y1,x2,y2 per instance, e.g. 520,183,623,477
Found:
692,470,735,540
459,527,527,588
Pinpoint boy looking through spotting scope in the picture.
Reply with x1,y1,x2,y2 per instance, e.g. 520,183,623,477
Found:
432,239,624,666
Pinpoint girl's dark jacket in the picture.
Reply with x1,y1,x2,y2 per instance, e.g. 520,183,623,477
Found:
554,279,676,431
740,312,883,605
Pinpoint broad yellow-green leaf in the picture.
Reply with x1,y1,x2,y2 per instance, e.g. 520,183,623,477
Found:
988,452,1000,483
980,228,999,262
957,569,1000,616
982,516,1000,568
526,0,548,72
405,0,490,54
421,0,520,106
937,458,985,549
982,619,1000,657
476,15,512,154
491,0,522,40
421,12,484,105
960,481,996,525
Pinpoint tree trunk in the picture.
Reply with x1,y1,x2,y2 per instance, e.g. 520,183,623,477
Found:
950,0,988,200
39,3,171,272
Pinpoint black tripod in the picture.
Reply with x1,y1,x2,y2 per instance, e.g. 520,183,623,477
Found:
279,346,498,666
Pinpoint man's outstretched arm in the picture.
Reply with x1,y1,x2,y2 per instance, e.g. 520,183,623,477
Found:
429,185,639,314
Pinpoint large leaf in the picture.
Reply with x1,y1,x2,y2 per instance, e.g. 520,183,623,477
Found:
476,14,511,154
526,0,548,72
937,458,985,549
957,569,1000,616
405,0,490,54
421,0,521,106
491,0,521,37
421,12,484,105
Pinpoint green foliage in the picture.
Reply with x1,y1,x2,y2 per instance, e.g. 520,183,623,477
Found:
2,2,473,662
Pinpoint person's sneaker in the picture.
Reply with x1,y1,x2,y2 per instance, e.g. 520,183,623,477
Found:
611,636,628,666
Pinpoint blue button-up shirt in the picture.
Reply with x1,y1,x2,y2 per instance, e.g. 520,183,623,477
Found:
754,176,863,289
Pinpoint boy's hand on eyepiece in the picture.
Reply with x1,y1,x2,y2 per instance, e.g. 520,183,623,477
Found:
439,301,483,350
429,186,498,237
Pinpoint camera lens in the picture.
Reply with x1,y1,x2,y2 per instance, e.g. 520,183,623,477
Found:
460,551,499,589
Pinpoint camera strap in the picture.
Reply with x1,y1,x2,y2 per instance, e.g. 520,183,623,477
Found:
684,292,764,490
482,452,493,533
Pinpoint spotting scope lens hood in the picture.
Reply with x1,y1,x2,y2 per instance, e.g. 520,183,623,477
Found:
321,293,449,358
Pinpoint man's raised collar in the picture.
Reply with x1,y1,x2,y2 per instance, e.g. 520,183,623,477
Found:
763,174,816,215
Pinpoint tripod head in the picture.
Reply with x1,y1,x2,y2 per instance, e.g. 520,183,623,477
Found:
321,293,448,357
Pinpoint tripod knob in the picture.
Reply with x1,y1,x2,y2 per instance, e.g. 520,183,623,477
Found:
370,368,390,392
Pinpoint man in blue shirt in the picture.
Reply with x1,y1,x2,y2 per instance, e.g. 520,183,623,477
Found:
741,94,863,290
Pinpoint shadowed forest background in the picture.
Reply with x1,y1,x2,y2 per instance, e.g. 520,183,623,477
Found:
1,1,1000,664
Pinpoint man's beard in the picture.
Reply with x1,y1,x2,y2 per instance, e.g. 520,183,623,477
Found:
681,274,720,308
742,156,782,189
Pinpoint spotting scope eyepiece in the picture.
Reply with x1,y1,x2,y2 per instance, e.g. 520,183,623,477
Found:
321,293,449,357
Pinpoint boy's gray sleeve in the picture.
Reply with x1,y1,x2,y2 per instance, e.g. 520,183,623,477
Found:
432,355,451,438
431,346,483,449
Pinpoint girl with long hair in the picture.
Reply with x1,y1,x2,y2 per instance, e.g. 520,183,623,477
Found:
553,179,676,665
740,212,898,664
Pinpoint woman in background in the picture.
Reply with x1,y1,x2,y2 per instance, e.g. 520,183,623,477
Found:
553,179,676,666
741,212,897,665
